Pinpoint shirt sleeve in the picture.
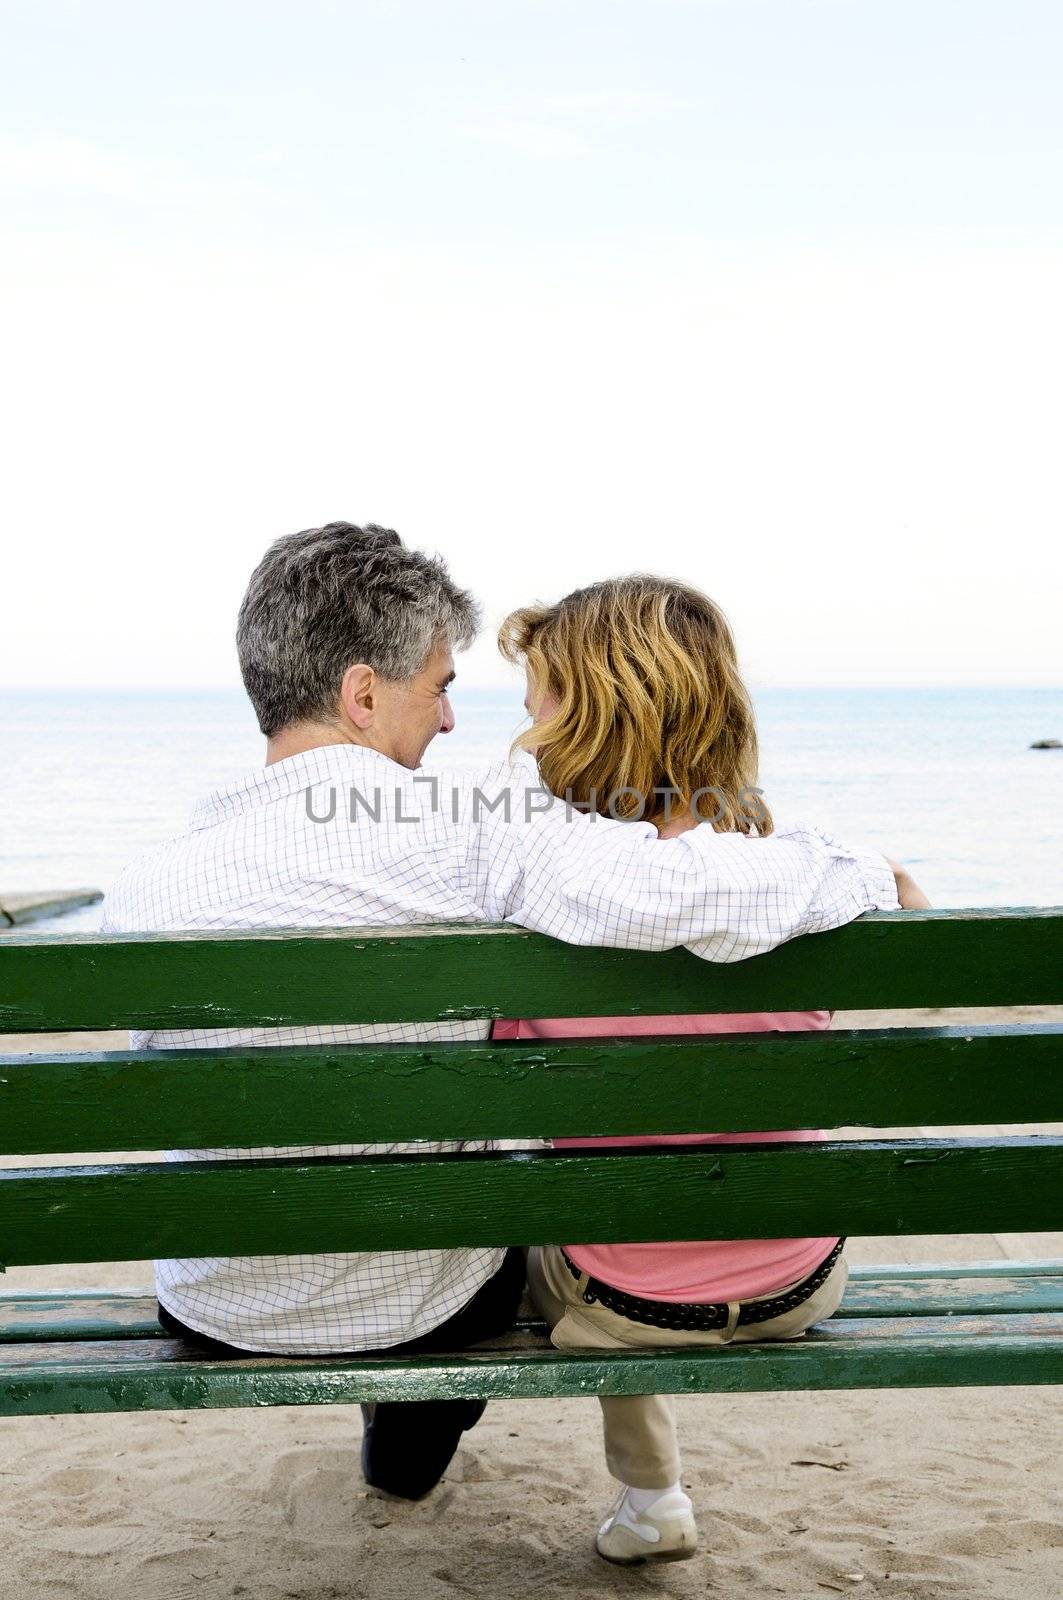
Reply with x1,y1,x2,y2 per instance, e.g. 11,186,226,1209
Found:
454,763,899,963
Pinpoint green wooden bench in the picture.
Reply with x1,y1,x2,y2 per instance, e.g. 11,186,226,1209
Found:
1,908,1061,1417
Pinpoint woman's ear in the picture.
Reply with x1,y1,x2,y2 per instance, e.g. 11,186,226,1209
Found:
339,662,376,731
526,670,559,726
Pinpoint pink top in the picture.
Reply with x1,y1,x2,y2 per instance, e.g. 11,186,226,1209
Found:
491,1009,838,1303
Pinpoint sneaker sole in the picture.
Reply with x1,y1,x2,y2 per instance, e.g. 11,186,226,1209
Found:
596,1531,698,1566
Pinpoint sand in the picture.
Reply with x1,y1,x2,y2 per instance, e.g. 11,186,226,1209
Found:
2,1007,1061,1599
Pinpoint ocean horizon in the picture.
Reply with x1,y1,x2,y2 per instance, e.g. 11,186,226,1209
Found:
3,685,1061,927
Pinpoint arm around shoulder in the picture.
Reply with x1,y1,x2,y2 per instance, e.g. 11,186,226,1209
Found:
466,776,902,962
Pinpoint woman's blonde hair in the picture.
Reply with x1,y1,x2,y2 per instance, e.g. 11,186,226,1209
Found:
498,575,771,834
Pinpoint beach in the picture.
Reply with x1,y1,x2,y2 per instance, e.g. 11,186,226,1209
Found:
3,1006,1061,1600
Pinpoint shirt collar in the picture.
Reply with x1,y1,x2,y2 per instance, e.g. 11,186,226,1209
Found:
189,742,401,830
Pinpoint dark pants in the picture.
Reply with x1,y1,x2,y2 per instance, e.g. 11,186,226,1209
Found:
156,1248,526,1501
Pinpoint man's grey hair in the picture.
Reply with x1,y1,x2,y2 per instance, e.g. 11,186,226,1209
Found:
237,521,481,736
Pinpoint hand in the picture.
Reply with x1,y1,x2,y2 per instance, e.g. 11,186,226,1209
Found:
885,857,932,910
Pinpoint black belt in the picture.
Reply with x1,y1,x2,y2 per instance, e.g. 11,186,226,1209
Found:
561,1238,846,1333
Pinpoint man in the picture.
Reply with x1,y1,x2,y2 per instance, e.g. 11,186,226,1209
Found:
102,520,909,1501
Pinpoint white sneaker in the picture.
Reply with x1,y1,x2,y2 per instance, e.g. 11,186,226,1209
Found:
595,1487,698,1565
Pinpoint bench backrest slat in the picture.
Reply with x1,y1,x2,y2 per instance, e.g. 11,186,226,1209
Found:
1,1025,1061,1155
2,1137,1060,1266
2,909,1062,1032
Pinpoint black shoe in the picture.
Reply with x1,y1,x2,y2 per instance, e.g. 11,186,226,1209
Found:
360,1399,487,1501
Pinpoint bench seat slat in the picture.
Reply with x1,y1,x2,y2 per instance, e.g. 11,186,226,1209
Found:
4,1265,1063,1342
3,910,1062,1033
3,1138,1061,1265
1,1313,1060,1415
3,1025,1061,1154
0,1292,165,1342
837,1273,1063,1317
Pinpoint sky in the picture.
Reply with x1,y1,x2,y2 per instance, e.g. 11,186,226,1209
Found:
1,0,1060,691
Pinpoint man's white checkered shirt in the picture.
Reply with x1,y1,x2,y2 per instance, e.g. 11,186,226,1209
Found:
101,742,899,1354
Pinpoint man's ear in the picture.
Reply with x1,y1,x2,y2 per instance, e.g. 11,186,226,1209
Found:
339,663,376,731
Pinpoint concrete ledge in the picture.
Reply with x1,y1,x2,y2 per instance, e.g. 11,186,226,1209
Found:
0,890,103,928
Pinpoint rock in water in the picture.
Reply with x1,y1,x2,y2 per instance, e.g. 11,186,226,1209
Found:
1029,738,1062,749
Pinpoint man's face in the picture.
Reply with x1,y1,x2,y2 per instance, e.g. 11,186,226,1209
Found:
372,644,456,769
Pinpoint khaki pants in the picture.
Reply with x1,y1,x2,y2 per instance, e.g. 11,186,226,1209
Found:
526,1244,850,1491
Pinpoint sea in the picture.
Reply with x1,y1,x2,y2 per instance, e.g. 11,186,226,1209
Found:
2,686,1061,930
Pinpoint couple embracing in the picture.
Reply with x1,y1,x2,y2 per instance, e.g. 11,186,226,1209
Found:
103,520,926,1565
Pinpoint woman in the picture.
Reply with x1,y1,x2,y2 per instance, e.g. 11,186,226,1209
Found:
494,575,927,1566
